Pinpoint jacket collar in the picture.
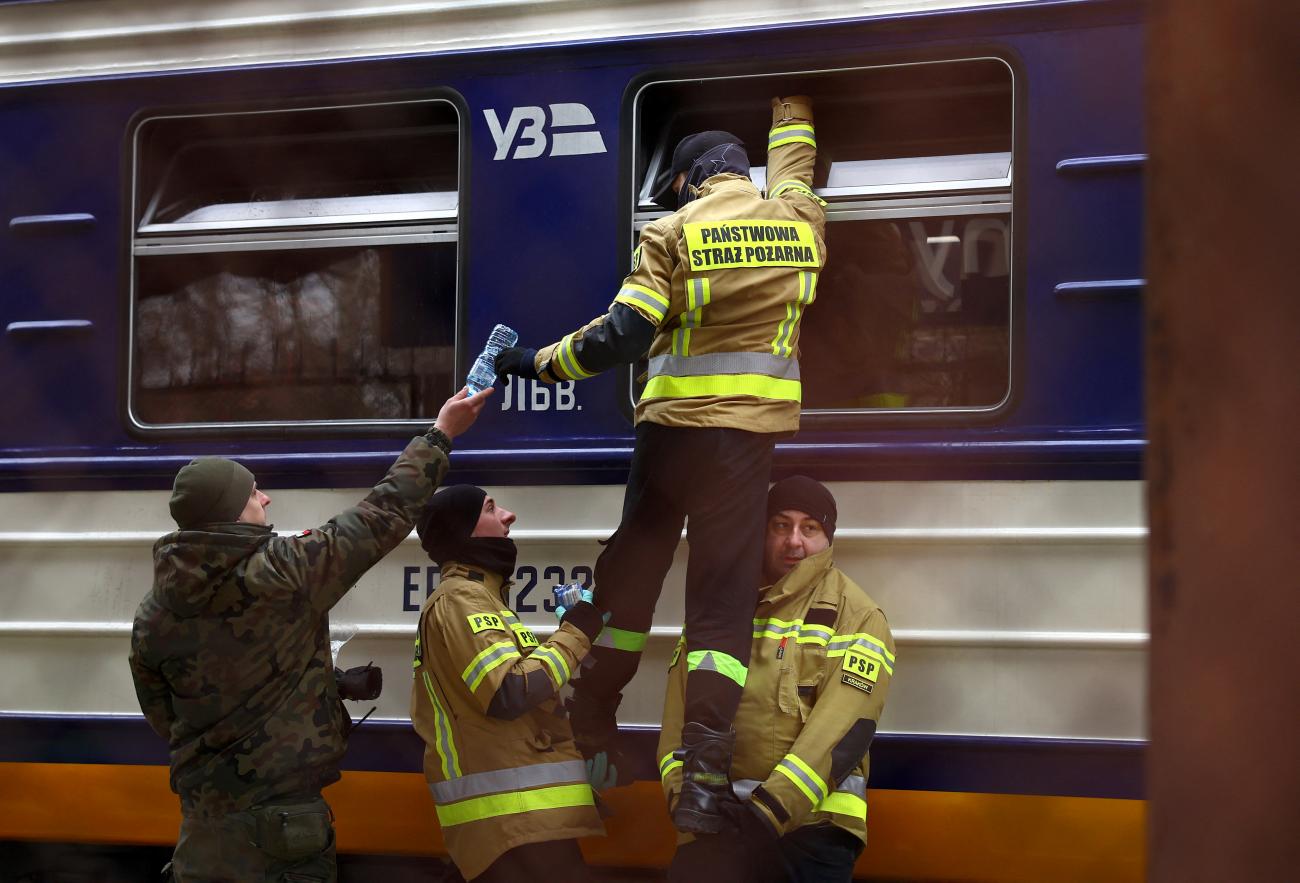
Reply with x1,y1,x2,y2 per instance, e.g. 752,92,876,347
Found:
440,560,510,602
696,173,759,199
758,546,835,606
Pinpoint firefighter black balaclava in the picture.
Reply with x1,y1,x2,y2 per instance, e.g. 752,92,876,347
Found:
650,130,749,210
417,485,518,579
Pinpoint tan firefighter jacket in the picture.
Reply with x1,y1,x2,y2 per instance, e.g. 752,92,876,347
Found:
411,562,604,879
658,548,895,845
534,96,827,435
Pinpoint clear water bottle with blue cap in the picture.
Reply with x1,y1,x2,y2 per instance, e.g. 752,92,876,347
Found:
466,324,518,394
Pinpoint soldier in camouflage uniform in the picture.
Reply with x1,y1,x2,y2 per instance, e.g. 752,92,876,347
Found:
129,386,492,883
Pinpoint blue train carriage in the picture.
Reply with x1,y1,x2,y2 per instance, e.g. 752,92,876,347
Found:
0,0,1146,878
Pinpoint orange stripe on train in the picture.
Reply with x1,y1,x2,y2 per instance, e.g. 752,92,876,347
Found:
0,763,1144,880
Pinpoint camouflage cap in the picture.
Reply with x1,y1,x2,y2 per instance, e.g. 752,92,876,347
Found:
170,458,255,529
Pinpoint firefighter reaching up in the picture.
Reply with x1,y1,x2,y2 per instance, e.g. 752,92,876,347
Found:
495,96,828,834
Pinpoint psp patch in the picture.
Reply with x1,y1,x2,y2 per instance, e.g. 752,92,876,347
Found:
467,612,506,634
842,647,882,683
841,673,874,694
511,623,540,649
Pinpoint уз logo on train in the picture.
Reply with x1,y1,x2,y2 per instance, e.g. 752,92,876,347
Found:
484,103,607,160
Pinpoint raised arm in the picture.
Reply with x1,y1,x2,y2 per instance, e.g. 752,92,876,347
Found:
766,95,827,218
261,388,491,612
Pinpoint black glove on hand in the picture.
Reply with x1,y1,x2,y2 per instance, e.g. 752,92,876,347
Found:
494,346,540,381
335,663,383,702
719,797,779,842
558,600,604,644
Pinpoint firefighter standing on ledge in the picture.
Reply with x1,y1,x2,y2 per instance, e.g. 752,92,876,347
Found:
495,96,827,834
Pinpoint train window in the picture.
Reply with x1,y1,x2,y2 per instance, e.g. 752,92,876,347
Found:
129,100,460,430
632,59,1013,414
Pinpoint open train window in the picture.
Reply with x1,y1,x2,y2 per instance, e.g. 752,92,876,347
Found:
128,99,460,431
631,59,1013,416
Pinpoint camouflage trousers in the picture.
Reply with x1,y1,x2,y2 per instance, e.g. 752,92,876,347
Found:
168,796,337,883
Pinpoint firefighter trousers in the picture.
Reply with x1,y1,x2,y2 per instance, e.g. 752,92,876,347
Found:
668,824,863,883
579,422,777,733
470,838,592,882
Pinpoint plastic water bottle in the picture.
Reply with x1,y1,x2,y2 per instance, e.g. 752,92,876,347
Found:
466,324,518,394
552,583,587,612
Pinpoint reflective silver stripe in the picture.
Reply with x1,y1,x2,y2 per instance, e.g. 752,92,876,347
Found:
829,636,891,659
648,352,799,380
733,774,863,803
429,759,587,805
776,757,827,802
462,642,520,690
617,286,668,320
837,774,866,798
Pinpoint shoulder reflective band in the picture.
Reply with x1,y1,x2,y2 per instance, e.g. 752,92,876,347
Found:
421,670,462,780
499,609,521,623
615,283,670,323
771,271,817,358
753,616,833,647
659,751,683,783
827,632,896,676
462,640,522,691
643,373,800,404
768,179,827,206
530,644,572,689
769,123,817,150
555,332,594,380
431,759,586,804
593,626,649,652
684,219,818,270
774,754,828,805
674,277,711,356
686,649,748,688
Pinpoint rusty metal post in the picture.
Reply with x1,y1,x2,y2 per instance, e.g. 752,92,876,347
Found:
1147,1,1300,880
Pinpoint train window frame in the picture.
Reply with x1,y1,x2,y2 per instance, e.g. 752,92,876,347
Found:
625,55,1018,425
124,96,466,437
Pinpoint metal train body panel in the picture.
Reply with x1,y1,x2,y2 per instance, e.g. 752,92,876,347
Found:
0,0,1146,877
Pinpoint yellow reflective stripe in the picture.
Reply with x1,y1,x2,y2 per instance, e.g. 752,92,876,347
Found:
752,618,834,645
769,272,816,357
769,124,817,150
659,752,683,782
774,760,820,805
554,334,594,380
614,284,670,322
768,179,826,205
784,754,828,801
642,373,801,403
531,644,571,688
686,649,748,687
421,670,462,779
820,790,867,820
434,782,594,828
462,640,521,691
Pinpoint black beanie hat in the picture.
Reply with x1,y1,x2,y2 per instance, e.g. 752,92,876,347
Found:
417,485,487,564
169,458,256,529
767,475,837,543
650,130,747,210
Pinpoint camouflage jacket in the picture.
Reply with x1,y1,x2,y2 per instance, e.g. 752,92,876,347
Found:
129,432,449,817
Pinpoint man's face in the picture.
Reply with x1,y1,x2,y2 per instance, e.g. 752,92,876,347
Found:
763,508,830,583
471,495,516,538
237,483,271,526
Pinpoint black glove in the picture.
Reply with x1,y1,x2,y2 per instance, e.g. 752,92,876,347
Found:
558,600,604,644
335,663,383,702
494,346,539,381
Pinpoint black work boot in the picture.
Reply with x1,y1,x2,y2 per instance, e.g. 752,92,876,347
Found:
671,721,737,834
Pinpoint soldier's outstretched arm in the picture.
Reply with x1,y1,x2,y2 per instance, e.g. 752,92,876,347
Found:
437,590,605,720
748,608,895,837
262,388,493,612
494,220,675,384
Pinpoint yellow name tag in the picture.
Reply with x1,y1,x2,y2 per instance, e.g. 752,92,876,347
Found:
511,623,540,649
843,648,882,683
684,219,818,270
467,612,505,634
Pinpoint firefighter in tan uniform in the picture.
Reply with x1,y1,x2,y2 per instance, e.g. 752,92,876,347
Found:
495,96,827,834
409,486,606,882
660,477,895,882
